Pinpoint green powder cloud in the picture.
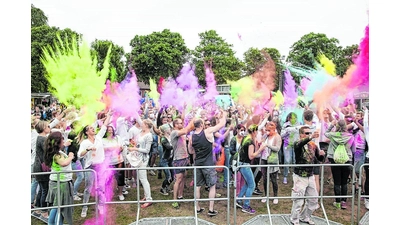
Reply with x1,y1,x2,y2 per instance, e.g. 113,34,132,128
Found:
40,34,112,127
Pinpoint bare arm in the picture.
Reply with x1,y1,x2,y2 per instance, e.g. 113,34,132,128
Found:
176,119,195,137
248,143,263,160
55,152,74,167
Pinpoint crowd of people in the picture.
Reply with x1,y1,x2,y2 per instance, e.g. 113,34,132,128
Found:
31,98,369,224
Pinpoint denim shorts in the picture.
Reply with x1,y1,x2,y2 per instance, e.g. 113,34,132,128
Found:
353,150,365,174
172,157,190,175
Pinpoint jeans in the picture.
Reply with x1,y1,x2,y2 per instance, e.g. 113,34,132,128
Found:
223,147,232,186
82,164,105,209
329,158,351,202
157,146,163,166
283,145,296,177
48,209,63,225
36,181,49,212
237,163,255,208
72,160,84,195
31,165,39,204
160,158,173,188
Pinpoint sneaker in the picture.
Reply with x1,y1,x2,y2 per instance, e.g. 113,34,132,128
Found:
208,210,218,216
73,195,82,201
160,188,169,196
76,192,84,197
340,201,347,209
197,207,205,214
149,170,156,176
178,196,184,200
166,186,173,193
364,199,369,210
283,177,288,184
172,202,180,209
273,199,279,204
236,201,243,209
300,218,315,225
242,206,256,214
261,198,267,203
332,202,341,209
253,189,262,195
81,207,88,217
122,190,129,195
124,184,131,189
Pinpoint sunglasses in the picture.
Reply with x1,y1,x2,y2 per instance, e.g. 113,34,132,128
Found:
304,132,312,135
205,123,211,126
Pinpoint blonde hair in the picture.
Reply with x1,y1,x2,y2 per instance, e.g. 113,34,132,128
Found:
142,119,154,130
31,115,39,129
159,124,171,136
35,120,48,133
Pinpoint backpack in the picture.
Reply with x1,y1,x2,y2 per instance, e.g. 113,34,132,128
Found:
333,143,349,164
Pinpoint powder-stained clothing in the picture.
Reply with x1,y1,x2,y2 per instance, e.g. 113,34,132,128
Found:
170,130,189,161
293,136,324,177
46,150,74,225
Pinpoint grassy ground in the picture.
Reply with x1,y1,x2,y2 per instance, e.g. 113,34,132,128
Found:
31,165,368,225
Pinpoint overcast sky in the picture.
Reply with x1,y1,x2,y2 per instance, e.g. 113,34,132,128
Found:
31,0,369,59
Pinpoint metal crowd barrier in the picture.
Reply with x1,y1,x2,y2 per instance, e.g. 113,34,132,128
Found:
31,162,369,225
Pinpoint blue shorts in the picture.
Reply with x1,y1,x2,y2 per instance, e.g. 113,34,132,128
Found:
172,157,190,175
353,150,365,174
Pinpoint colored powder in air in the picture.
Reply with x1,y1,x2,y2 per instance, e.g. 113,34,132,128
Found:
283,69,297,110
148,78,160,107
41,35,111,128
318,53,336,76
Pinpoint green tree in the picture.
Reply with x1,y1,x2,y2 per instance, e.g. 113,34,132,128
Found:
192,30,244,87
31,26,81,93
335,44,359,76
31,4,48,27
243,47,283,92
91,39,126,82
287,33,341,83
243,47,266,76
128,29,190,84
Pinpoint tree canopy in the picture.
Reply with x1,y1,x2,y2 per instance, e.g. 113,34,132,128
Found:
91,39,126,82
31,26,81,93
192,30,244,87
128,29,190,84
31,4,48,27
